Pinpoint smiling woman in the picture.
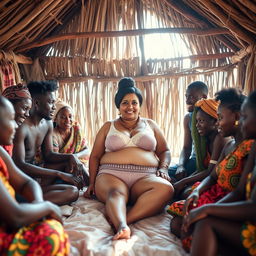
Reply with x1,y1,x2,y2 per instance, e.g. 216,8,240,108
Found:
84,77,174,241
1,84,32,155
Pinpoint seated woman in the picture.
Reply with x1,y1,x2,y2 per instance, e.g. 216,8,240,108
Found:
183,90,256,256
84,77,173,240
173,98,229,198
0,95,69,255
2,83,32,155
52,100,90,184
169,88,254,245
52,99,90,162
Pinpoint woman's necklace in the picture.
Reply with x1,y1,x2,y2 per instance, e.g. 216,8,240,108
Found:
119,117,140,137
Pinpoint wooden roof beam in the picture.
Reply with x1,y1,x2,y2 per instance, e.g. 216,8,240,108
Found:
15,27,229,53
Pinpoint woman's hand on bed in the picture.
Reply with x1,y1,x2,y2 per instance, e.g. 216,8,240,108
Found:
84,184,95,199
156,168,171,182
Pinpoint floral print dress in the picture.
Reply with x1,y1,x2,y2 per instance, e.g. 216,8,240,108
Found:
0,156,70,256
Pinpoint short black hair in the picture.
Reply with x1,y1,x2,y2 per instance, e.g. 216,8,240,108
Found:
215,88,246,112
27,81,58,97
114,77,143,108
187,81,208,95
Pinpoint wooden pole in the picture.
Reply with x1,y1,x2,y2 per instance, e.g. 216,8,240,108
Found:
15,27,229,52
52,64,235,84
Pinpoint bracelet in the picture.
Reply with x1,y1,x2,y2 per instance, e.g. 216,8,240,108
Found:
209,159,218,165
159,162,169,170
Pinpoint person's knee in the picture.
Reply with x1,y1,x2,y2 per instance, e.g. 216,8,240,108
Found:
157,182,174,200
108,188,126,199
65,185,79,202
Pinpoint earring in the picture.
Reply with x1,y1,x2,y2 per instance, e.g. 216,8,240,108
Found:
235,120,239,126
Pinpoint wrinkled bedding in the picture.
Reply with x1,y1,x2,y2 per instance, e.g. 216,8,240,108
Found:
63,194,188,256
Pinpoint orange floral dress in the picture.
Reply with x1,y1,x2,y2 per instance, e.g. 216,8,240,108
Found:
0,156,70,256
168,139,255,216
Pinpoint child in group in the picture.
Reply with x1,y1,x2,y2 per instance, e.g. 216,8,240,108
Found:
168,81,208,181
0,95,70,255
183,90,256,256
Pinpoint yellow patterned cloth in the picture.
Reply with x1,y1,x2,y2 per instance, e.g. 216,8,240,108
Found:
0,156,70,255
53,123,88,164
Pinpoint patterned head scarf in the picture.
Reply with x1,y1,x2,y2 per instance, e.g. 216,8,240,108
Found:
2,83,32,101
195,98,219,119
53,99,73,121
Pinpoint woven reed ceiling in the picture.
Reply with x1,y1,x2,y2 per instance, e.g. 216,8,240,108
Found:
0,0,255,55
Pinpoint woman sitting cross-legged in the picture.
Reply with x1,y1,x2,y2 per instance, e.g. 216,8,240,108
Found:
183,90,256,256
0,96,69,255
52,99,90,184
84,77,174,240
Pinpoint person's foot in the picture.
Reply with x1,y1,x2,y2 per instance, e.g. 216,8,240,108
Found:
112,224,131,240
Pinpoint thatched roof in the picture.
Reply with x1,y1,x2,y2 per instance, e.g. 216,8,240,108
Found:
1,0,255,155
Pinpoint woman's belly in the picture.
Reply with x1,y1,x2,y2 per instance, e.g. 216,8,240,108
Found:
100,147,159,166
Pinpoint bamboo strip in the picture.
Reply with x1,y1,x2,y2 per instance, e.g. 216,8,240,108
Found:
197,0,254,45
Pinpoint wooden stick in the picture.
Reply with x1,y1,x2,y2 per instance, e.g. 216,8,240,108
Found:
54,64,235,84
197,0,254,45
15,27,229,52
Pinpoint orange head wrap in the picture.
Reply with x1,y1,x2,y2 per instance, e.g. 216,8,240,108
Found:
195,98,219,119
2,83,32,100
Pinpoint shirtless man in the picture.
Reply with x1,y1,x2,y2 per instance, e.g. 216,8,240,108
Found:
168,81,208,181
12,81,83,205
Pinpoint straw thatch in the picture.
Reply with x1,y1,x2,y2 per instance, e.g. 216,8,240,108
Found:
0,0,255,156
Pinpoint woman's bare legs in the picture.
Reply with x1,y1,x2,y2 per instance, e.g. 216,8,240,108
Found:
127,175,173,224
42,184,79,205
95,174,131,240
191,217,246,256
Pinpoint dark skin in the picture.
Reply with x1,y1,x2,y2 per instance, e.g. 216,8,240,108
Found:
170,104,243,238
175,87,207,180
12,91,82,205
0,99,62,231
182,101,256,256
174,109,229,198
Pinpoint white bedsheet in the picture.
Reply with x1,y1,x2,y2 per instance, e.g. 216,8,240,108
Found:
63,195,188,256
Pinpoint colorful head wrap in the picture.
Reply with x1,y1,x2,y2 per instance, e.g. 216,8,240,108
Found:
53,99,73,121
195,98,219,119
2,83,32,101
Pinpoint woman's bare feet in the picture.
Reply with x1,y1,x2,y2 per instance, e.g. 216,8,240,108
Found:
113,224,131,240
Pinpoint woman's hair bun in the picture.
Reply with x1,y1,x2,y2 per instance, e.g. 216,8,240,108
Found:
118,77,135,90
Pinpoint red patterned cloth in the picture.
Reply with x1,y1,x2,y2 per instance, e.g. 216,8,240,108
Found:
0,156,70,255
0,63,15,91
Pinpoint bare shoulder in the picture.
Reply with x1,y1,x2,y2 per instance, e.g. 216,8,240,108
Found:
97,121,112,136
144,118,158,128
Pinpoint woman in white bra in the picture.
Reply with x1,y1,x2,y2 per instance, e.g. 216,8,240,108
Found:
84,77,173,240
